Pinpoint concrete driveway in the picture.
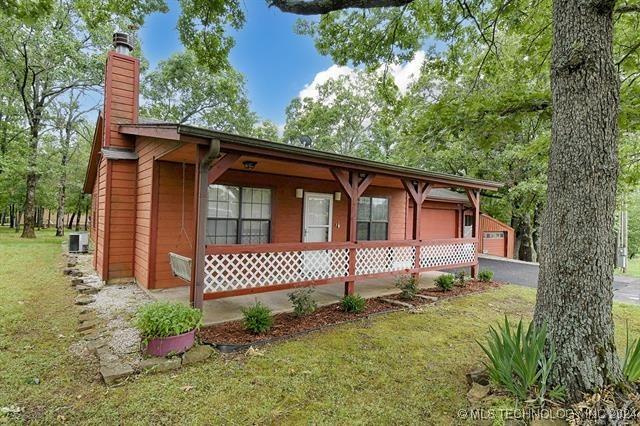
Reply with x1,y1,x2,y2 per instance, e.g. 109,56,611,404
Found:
478,255,640,304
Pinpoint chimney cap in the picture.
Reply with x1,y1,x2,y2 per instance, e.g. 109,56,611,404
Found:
113,32,133,55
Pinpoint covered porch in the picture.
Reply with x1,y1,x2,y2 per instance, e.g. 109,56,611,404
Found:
150,271,445,325
120,124,500,310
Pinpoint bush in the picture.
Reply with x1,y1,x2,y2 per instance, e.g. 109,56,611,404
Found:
394,275,419,300
478,317,565,403
622,321,640,382
242,301,274,334
454,271,467,287
434,274,454,291
478,269,494,282
135,302,203,344
288,287,317,317
341,294,366,313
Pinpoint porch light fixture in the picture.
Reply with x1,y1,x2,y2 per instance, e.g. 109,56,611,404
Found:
295,188,304,198
334,191,342,201
242,160,257,170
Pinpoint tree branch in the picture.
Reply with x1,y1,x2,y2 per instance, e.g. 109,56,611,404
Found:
616,3,640,13
268,0,414,15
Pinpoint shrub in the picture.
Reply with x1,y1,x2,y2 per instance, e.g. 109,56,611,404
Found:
454,271,467,287
478,269,494,282
434,274,454,291
477,317,565,403
242,301,274,334
341,294,366,313
288,287,317,317
394,275,419,300
135,302,203,344
622,321,640,382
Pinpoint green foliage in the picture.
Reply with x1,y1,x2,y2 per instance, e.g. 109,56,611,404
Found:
435,274,454,291
477,317,564,403
140,50,256,134
135,302,202,343
478,269,494,282
454,271,467,287
395,275,419,300
340,294,366,313
622,321,640,382
288,287,317,317
242,301,274,334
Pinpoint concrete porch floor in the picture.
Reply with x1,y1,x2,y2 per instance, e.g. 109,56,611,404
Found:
149,271,445,325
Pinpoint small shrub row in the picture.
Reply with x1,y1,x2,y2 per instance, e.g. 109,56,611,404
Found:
241,289,368,334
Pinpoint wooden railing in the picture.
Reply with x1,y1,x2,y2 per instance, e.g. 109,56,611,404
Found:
203,238,478,299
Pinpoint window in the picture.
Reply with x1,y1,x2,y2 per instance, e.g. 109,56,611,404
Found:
357,196,389,240
207,184,271,244
484,232,505,239
464,215,474,227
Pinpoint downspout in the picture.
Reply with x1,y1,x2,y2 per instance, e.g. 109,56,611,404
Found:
192,139,220,309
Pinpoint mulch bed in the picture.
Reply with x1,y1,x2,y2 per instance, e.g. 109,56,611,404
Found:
197,280,502,349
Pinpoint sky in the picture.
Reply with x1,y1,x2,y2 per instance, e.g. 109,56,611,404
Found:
138,0,425,128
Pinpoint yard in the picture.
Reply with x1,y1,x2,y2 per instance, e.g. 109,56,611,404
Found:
2,227,640,424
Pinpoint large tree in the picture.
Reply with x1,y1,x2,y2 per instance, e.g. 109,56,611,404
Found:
264,0,634,400
140,50,278,137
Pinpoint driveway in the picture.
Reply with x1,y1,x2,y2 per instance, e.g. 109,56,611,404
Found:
478,255,640,305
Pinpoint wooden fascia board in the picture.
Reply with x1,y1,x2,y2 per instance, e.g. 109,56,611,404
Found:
82,113,104,193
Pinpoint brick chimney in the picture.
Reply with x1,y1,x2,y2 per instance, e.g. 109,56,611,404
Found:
103,32,139,148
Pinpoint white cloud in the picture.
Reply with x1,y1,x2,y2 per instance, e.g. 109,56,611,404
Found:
298,51,426,100
299,64,354,100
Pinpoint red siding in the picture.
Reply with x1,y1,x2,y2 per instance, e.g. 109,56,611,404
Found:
479,214,515,258
107,161,136,278
103,51,138,149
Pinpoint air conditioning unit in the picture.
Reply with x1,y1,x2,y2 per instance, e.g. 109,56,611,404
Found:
69,232,89,253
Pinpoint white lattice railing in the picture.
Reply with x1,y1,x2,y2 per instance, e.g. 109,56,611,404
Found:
419,241,477,269
204,239,477,295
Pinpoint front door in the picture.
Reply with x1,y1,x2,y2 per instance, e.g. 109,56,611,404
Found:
302,192,333,277
303,192,333,243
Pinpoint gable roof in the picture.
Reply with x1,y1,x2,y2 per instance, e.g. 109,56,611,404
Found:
117,122,503,191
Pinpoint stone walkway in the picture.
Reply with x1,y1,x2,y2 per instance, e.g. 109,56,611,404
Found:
67,252,150,384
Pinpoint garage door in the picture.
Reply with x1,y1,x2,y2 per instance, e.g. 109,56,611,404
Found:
483,232,506,257
422,209,457,239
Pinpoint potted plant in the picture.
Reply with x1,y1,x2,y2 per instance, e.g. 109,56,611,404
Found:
135,302,203,357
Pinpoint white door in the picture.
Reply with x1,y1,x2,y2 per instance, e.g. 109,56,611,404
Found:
303,192,333,242
303,193,333,277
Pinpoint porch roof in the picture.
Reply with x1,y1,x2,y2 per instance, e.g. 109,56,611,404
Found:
119,122,503,191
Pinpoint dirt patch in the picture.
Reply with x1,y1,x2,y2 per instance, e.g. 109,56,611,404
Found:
420,279,501,298
198,280,502,347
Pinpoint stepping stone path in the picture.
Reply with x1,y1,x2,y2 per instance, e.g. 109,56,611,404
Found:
64,251,215,386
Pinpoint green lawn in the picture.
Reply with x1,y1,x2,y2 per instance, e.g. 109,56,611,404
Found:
2,226,640,424
619,257,640,278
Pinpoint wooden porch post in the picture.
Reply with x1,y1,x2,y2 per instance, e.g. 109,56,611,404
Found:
190,141,224,309
466,189,481,278
402,180,432,280
331,169,374,296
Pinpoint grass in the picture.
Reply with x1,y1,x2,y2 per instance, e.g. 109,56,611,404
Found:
2,226,640,424
619,257,640,278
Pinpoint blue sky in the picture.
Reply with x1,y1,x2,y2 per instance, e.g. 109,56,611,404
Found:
138,0,333,126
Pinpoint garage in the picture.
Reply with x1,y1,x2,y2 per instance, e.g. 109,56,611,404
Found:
482,231,507,256
479,214,514,259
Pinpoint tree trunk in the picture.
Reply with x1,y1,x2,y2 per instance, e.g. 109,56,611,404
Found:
9,204,14,228
74,209,81,231
15,211,21,233
67,211,76,229
84,205,89,231
533,0,621,401
21,129,39,238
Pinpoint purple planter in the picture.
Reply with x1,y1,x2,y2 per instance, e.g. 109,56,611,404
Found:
143,329,196,357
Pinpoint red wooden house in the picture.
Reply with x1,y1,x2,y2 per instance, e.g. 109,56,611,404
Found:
83,34,502,309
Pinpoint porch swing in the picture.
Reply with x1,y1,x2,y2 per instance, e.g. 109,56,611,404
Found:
168,163,194,282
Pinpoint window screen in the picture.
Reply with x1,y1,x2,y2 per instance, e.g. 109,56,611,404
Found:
207,184,271,244
357,196,389,240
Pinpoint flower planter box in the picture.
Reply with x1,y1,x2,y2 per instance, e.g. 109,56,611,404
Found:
143,329,196,357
